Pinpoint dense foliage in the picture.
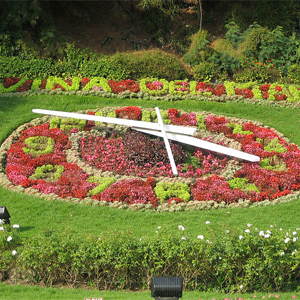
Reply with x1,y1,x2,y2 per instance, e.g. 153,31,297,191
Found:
1,222,299,292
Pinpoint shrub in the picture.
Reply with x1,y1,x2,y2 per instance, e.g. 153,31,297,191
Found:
182,30,213,67
111,51,190,81
233,61,281,83
80,58,129,80
0,56,54,79
2,224,300,292
192,61,218,82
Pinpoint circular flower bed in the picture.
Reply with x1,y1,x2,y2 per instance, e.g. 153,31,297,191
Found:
1,106,300,211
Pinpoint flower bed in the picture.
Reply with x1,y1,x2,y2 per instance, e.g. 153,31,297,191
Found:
1,77,300,105
1,106,300,211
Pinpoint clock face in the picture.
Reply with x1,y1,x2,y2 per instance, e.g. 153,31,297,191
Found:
2,107,299,209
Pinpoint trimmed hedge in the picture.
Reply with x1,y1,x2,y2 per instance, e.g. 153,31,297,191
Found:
0,50,190,81
1,224,299,292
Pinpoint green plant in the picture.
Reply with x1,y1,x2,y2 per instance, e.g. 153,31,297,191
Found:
87,176,116,196
227,123,253,135
45,77,81,91
224,21,243,48
233,61,281,83
192,62,218,82
23,136,55,157
110,51,190,81
183,30,212,67
228,177,259,193
49,117,86,133
82,77,112,92
0,56,54,79
29,164,64,181
154,181,190,203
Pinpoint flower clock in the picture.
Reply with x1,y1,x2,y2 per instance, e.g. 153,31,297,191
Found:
1,106,300,212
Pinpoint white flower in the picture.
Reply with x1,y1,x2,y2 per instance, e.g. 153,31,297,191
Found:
280,228,283,231
266,230,271,234
264,234,270,238
205,221,210,224
247,223,252,227
12,250,17,256
293,231,297,235
12,224,19,229
239,235,243,240
181,236,186,240
7,236,12,242
259,231,264,236
284,238,290,243
157,226,161,229
280,251,285,256
197,235,204,240
155,231,158,233
240,285,243,290
270,225,274,228
226,230,230,234
206,240,212,244
0,227,4,231
139,238,142,241
293,237,298,242
245,229,250,233
178,225,185,231
0,219,3,225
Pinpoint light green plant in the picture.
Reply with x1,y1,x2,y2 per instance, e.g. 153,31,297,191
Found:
87,176,116,196
228,177,259,193
227,122,253,135
23,136,55,157
154,181,190,203
82,77,112,92
29,164,64,181
45,76,80,91
50,117,86,133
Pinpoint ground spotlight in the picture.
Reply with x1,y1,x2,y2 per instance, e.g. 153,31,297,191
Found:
151,276,183,300
0,206,10,225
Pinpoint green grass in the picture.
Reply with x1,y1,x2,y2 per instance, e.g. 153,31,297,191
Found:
1,94,300,299
0,283,299,300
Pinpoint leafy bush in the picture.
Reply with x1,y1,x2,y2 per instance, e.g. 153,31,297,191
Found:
183,30,213,67
0,56,55,79
1,224,300,292
80,58,129,80
110,51,190,81
233,61,281,83
192,61,218,82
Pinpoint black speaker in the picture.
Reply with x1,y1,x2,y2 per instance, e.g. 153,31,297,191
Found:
0,206,10,225
151,276,183,300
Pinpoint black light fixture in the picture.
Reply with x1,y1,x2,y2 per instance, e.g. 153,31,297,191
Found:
0,206,10,225
151,276,183,300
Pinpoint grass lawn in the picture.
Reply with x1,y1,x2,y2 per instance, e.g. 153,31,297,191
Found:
1,94,300,299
